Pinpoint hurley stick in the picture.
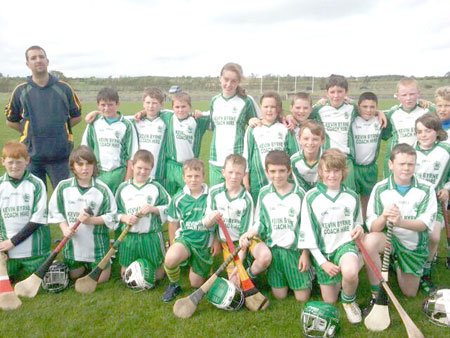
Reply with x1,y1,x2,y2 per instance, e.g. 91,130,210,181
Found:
441,200,450,269
0,252,21,310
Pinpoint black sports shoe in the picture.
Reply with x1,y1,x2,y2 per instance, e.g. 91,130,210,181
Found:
362,295,376,317
162,283,181,302
420,275,435,294
362,289,388,317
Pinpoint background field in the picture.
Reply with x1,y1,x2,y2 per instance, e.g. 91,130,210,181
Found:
0,95,449,338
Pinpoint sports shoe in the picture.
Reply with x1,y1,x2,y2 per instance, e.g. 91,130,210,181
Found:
342,301,362,324
420,275,435,294
362,295,376,317
162,283,181,302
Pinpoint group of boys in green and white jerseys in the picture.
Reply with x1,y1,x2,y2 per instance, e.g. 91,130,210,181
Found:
1,63,450,326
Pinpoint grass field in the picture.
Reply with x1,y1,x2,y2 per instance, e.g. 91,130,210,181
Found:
0,97,448,338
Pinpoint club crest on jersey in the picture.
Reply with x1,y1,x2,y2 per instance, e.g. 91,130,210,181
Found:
236,210,242,218
115,131,121,139
288,207,296,218
232,107,237,114
23,193,30,203
278,132,284,140
147,196,153,205
413,202,419,213
187,126,194,134
344,207,350,217
434,162,441,171
344,111,349,119
157,126,163,133
298,231,305,241
88,201,96,211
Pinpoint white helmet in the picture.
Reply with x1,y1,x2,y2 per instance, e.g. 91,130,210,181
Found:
42,261,69,293
206,277,244,311
423,289,450,327
123,258,155,290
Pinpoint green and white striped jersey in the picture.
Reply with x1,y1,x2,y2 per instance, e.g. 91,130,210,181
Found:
384,103,433,151
162,112,209,163
209,94,258,167
48,177,117,262
81,113,139,171
366,175,437,251
414,141,450,191
130,112,169,181
311,101,357,157
206,183,254,242
352,116,383,165
167,184,211,249
116,178,171,234
243,122,298,186
299,182,363,254
252,183,305,249
0,171,49,259
290,149,322,192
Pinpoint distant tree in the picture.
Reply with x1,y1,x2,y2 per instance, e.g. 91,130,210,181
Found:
445,71,450,77
0,72,3,77
50,70,66,80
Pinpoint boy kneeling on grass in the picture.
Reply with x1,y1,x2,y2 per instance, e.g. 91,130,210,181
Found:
0,140,49,282
48,146,117,283
299,148,364,323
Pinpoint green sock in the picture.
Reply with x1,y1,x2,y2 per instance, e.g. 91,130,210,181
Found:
164,264,180,284
246,266,257,280
370,284,380,298
340,291,356,303
423,261,431,276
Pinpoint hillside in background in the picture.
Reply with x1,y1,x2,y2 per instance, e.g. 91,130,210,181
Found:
0,73,449,101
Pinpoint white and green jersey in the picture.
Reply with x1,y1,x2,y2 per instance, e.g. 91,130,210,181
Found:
82,113,139,171
206,183,254,242
352,116,383,165
252,183,305,249
311,101,357,157
48,177,118,262
366,175,437,251
384,103,433,151
130,111,170,181
243,122,298,185
167,184,211,249
299,182,363,254
209,94,258,167
0,171,49,259
116,178,171,234
162,111,209,163
290,149,322,192
414,141,450,191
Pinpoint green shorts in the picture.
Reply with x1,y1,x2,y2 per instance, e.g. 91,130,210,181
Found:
7,254,47,279
268,247,311,290
174,236,213,279
355,163,377,195
343,157,356,191
65,258,110,271
314,242,359,285
98,167,126,194
165,160,184,196
209,163,224,187
392,235,428,277
119,232,165,268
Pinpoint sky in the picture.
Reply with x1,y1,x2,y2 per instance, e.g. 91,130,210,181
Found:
1,0,449,78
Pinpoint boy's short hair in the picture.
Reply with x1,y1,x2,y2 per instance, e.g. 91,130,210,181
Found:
291,92,312,106
25,45,46,61
223,153,246,170
171,92,191,107
396,77,419,92
260,90,283,122
318,148,348,181
143,87,164,104
69,145,99,177
97,87,119,103
265,150,290,171
182,158,204,175
435,86,450,101
298,119,325,139
132,149,154,167
389,143,416,162
358,92,378,105
415,113,448,141
2,140,28,159
326,74,348,91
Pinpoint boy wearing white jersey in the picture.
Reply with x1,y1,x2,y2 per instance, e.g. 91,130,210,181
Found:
163,92,209,196
290,120,325,192
81,88,138,194
364,144,437,299
289,92,313,148
435,86,450,143
241,151,310,302
49,146,117,282
352,92,383,219
0,141,49,280
382,77,434,176
299,148,364,323
116,150,171,280
243,91,298,201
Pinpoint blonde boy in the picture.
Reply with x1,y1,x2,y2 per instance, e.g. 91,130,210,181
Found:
290,92,313,147
115,150,171,280
435,86,450,142
0,141,49,280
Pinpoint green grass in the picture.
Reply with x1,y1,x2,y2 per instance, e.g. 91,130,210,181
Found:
0,99,449,338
